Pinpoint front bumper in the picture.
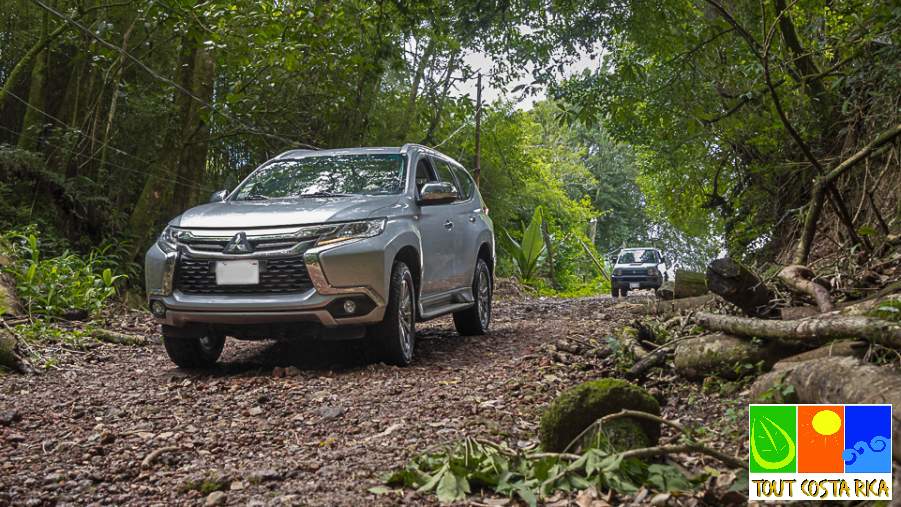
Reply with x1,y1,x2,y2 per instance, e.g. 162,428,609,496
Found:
611,275,662,289
145,238,388,328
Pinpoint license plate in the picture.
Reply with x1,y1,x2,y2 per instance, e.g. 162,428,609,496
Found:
215,260,259,285
629,282,640,289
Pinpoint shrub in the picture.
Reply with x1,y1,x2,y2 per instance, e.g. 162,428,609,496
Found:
1,229,126,317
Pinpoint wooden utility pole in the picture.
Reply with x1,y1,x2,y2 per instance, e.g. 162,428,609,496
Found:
474,72,482,186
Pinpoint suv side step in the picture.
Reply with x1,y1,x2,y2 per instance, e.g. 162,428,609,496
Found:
418,302,473,321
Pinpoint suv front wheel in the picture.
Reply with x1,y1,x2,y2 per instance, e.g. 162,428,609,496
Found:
370,261,416,366
162,326,225,368
453,258,492,335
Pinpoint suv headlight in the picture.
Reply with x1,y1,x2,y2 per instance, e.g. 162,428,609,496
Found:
613,268,622,276
157,226,179,253
316,219,386,247
647,267,658,276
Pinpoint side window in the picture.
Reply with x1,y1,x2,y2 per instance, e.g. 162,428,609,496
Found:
415,157,436,192
451,166,475,200
431,157,461,198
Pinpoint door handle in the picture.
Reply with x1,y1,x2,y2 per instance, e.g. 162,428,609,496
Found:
444,220,454,230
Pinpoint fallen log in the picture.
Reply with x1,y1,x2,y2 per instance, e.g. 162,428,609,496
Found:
634,294,715,317
705,258,773,317
775,340,867,364
778,264,833,312
673,333,790,380
674,270,708,299
693,312,901,349
750,356,901,463
0,327,34,374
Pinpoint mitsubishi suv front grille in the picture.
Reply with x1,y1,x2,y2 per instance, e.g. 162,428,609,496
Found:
174,255,314,294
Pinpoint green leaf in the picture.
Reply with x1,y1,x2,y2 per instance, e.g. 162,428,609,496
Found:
436,472,470,503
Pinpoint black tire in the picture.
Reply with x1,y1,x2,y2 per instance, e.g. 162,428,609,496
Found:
621,287,629,297
611,286,619,298
162,328,225,368
453,258,492,336
370,261,416,366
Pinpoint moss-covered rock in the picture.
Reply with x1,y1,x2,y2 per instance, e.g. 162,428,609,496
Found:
539,378,661,452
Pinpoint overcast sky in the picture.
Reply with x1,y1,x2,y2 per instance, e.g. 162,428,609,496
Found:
455,48,602,109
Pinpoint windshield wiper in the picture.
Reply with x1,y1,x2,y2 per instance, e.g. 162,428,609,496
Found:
242,194,270,201
298,191,351,198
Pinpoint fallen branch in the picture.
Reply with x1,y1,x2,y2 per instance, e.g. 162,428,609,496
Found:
693,312,901,349
90,328,146,346
625,348,668,380
141,446,180,468
778,264,833,312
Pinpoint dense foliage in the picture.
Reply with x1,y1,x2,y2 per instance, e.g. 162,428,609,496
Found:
3,0,896,298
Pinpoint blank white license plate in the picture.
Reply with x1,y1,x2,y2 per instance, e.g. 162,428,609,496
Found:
215,260,259,285
629,282,640,289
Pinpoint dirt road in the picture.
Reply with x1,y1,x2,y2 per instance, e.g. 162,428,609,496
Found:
0,295,739,506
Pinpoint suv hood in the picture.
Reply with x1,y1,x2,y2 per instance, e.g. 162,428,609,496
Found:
614,262,659,270
171,195,402,229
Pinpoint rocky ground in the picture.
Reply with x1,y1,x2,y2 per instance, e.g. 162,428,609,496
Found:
0,293,746,506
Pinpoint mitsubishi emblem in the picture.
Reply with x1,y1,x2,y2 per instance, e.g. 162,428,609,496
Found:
223,232,254,254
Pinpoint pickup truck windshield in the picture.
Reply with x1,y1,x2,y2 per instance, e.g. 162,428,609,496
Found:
233,154,406,200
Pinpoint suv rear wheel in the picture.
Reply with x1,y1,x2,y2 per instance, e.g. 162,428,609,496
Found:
453,258,492,335
370,261,415,366
162,327,225,368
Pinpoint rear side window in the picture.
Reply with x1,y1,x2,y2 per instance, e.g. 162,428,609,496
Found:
451,166,475,200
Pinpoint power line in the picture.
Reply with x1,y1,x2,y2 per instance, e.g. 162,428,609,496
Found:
29,0,317,150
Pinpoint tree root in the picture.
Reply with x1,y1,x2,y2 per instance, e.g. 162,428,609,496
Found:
778,264,833,312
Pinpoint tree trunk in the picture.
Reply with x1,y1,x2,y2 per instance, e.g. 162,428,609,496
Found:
750,356,901,463
127,34,214,256
693,312,901,349
706,257,774,317
674,270,707,299
171,47,215,215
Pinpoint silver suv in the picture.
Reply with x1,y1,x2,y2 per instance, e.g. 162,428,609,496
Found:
145,145,494,367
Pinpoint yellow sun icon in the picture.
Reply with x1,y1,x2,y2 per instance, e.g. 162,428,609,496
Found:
811,409,841,435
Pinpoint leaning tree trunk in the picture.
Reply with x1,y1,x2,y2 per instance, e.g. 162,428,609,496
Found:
706,258,774,317
673,270,707,299
127,35,215,257
750,356,901,463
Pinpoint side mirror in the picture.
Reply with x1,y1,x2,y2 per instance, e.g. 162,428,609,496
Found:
418,181,457,205
209,189,228,203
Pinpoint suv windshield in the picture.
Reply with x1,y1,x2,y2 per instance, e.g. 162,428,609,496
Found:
618,250,657,264
233,154,405,200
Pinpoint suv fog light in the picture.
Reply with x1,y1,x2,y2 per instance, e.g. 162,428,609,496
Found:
150,300,167,317
343,299,357,314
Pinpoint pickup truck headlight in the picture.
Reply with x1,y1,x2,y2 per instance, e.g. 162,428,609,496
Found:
157,226,179,253
613,268,623,276
316,219,386,247
647,267,658,276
